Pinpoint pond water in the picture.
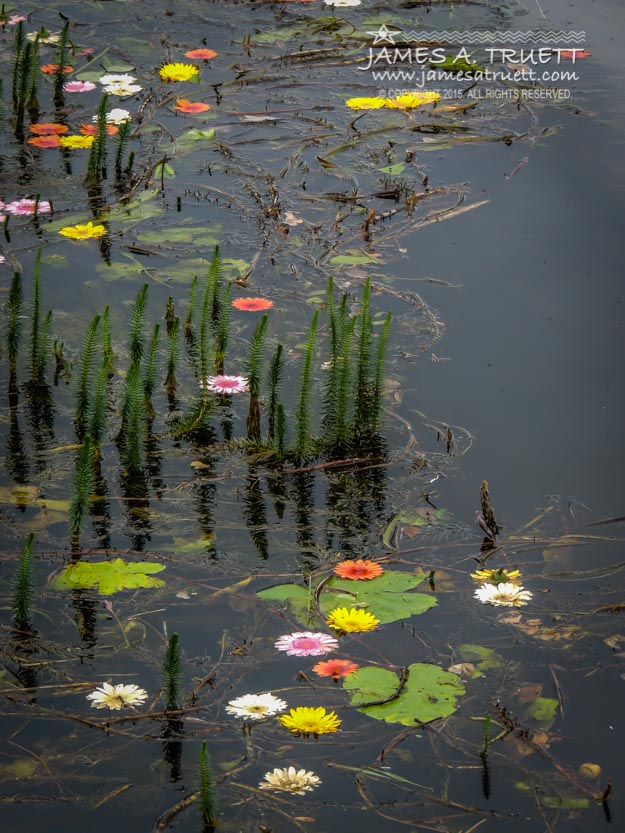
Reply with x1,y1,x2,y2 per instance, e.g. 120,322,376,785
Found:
1,0,624,832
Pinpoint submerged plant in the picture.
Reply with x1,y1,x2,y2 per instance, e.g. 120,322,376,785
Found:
12,533,35,628
244,314,268,442
86,93,109,183
114,118,132,178
143,323,160,415
74,313,101,437
69,434,95,549
5,272,23,375
163,632,182,711
199,247,221,383
295,309,318,460
52,20,70,108
165,305,180,394
479,479,500,539
198,741,218,828
29,249,52,386
266,342,284,442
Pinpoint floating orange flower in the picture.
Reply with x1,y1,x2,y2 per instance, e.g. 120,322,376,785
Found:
184,48,218,60
334,559,383,581
29,123,69,135
40,63,73,75
79,123,119,136
560,49,591,59
27,135,61,147
232,297,274,311
312,659,359,680
176,98,211,113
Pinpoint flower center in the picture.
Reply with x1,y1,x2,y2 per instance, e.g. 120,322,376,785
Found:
292,637,317,649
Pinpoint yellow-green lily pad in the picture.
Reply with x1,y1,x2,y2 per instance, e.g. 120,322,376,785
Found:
52,558,166,595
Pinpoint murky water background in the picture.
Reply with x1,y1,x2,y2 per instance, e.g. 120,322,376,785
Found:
1,0,624,831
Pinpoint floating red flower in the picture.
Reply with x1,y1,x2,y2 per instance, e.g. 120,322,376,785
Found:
312,659,359,680
30,123,69,135
184,48,218,60
27,135,62,147
333,559,384,580
232,297,274,311
560,49,591,59
176,98,211,113
79,123,119,136
40,63,73,75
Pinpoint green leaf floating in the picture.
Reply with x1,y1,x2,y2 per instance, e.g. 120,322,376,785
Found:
257,569,436,627
53,559,166,595
522,696,558,730
344,663,465,725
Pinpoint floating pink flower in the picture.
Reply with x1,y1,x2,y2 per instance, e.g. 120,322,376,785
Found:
5,198,51,216
274,632,339,657
1,14,26,25
203,375,249,395
64,80,97,93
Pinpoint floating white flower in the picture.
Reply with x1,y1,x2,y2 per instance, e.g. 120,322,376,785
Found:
86,682,148,710
98,74,142,96
26,30,61,44
225,692,288,721
259,767,321,795
93,108,131,125
474,582,533,607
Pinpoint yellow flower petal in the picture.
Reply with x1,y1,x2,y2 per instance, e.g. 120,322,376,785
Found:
59,221,106,240
326,606,379,633
278,706,341,736
159,62,199,82
384,91,441,109
345,96,387,110
58,134,96,148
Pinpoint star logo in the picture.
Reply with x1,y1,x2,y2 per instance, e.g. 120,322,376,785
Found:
367,24,402,46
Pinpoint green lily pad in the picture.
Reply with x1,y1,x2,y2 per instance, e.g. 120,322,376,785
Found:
256,583,318,628
52,559,166,595
138,226,220,245
515,783,589,809
344,663,465,725
166,257,249,283
330,250,381,266
258,570,436,627
379,163,405,175
0,759,38,779
383,507,451,549
457,644,505,674
522,697,558,729
96,257,146,282
175,128,216,150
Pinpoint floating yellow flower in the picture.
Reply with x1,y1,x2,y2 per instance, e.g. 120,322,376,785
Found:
385,91,441,109
345,96,386,110
326,607,379,633
471,568,522,585
59,221,106,240
345,92,441,111
58,134,95,148
279,706,341,736
159,62,199,82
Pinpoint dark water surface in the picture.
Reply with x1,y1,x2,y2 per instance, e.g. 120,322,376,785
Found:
1,0,624,831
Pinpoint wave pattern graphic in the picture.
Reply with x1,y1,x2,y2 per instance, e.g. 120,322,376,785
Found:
399,30,586,44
